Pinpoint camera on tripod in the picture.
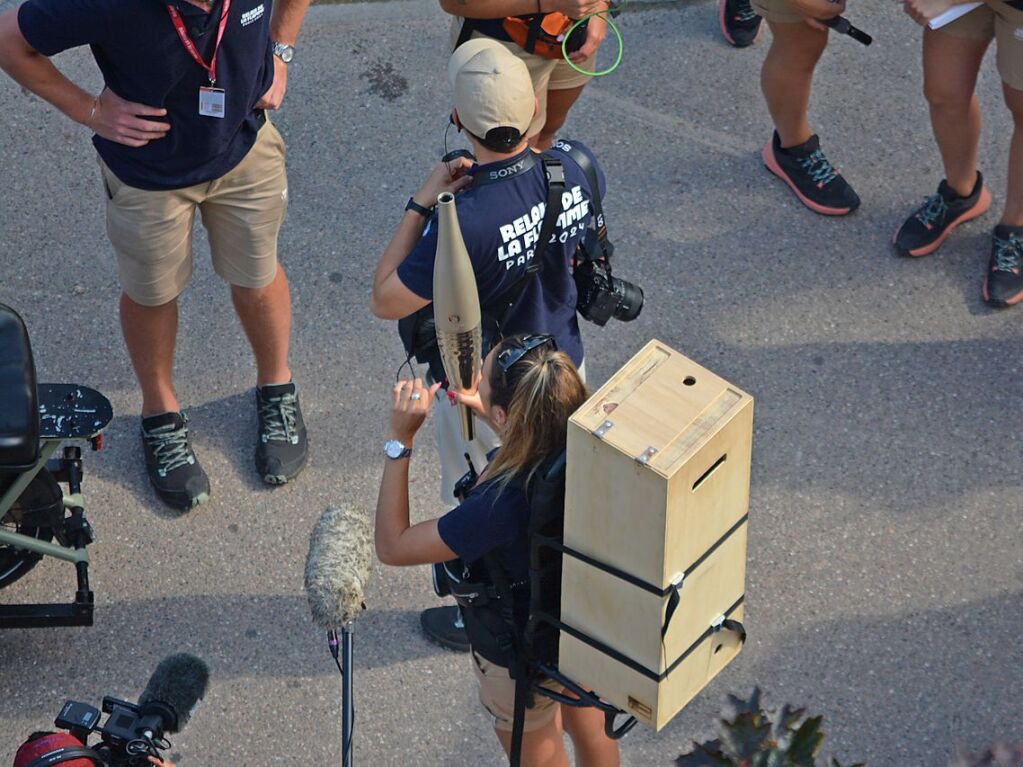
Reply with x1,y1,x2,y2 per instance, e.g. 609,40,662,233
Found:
14,654,208,767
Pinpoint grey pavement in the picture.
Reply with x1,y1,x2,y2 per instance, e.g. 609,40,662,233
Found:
1,1,1022,765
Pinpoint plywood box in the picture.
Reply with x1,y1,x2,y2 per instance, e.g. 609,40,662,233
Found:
559,339,753,731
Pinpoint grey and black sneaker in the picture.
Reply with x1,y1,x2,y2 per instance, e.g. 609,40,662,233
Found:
255,382,308,485
141,411,210,511
719,0,763,47
893,173,991,258
983,225,1023,308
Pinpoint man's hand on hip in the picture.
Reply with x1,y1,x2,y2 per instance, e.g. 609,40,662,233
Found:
90,87,170,147
256,56,287,110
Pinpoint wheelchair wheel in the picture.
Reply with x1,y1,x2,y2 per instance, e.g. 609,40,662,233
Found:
0,518,53,589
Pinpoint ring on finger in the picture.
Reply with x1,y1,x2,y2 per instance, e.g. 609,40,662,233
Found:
410,392,422,401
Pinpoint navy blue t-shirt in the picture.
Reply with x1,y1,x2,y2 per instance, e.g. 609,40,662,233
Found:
397,141,606,367
437,468,531,582
18,0,274,190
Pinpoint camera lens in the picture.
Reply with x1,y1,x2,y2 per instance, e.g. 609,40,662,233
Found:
611,277,644,322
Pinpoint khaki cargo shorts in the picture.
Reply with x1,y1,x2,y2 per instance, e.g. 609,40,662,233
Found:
98,119,289,307
751,0,806,24
938,0,1023,90
449,19,595,139
471,652,564,733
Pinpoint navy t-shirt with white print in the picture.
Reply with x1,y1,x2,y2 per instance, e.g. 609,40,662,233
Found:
18,0,274,190
397,140,606,367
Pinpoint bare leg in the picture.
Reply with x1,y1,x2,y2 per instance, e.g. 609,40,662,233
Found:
120,292,180,417
1000,82,1023,226
533,85,586,151
562,704,620,767
760,21,828,148
230,264,292,387
494,708,571,767
923,28,989,196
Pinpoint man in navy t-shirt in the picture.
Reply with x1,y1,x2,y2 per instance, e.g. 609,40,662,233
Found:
0,0,311,510
370,37,606,649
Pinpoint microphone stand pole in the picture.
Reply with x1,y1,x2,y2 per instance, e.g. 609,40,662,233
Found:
342,622,354,767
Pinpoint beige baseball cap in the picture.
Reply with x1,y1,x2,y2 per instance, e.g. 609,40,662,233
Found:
448,38,535,142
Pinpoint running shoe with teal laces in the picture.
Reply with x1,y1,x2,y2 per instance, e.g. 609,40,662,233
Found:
983,225,1023,308
719,0,763,47
893,173,991,258
142,411,210,511
255,381,308,485
761,131,860,216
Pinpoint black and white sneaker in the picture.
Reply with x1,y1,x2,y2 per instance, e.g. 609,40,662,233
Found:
893,173,991,258
983,225,1023,308
719,0,763,47
255,382,308,485
761,131,860,216
141,411,210,511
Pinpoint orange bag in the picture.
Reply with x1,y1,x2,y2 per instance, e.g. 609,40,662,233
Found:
502,14,581,60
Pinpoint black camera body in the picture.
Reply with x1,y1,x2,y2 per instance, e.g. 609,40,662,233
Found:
574,228,644,327
45,696,171,766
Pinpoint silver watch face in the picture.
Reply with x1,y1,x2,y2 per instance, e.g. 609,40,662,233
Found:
274,43,294,63
384,439,407,459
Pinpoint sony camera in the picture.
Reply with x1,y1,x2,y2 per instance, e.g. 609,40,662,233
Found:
574,229,644,327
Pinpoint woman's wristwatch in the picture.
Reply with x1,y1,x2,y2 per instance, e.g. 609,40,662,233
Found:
384,439,412,460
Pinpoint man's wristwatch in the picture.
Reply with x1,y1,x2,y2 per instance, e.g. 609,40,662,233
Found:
384,439,413,460
272,41,295,63
405,197,434,218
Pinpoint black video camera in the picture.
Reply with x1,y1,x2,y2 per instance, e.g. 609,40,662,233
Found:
574,229,644,326
18,654,207,767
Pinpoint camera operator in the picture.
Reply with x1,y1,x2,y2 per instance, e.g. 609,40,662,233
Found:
13,732,174,767
374,336,620,766
370,38,609,650
440,0,611,150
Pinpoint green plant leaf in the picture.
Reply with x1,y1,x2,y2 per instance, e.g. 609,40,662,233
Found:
786,715,824,766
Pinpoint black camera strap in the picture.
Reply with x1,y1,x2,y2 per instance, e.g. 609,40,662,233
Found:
552,139,609,259
487,156,566,331
25,747,106,767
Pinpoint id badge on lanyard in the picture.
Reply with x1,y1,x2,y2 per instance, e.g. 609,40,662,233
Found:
166,0,232,118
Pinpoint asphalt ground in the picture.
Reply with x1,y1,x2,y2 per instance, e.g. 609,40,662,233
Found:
1,1,1022,765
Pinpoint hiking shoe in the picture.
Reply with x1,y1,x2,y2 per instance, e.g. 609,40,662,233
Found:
255,381,308,485
893,173,991,258
761,132,860,216
719,0,763,47
141,411,210,510
983,225,1023,308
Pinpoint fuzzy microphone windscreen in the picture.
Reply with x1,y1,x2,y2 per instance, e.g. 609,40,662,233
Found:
304,504,373,630
138,653,209,734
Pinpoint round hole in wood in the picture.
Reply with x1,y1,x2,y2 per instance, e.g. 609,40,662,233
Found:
683,376,696,386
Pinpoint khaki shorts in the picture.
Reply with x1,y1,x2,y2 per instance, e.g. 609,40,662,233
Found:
98,119,289,306
471,652,564,733
751,0,805,24
449,19,595,139
938,0,1023,90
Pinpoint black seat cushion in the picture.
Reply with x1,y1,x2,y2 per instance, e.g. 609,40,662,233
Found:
0,304,39,468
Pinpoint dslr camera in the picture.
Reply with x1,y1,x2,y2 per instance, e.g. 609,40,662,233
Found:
574,225,644,327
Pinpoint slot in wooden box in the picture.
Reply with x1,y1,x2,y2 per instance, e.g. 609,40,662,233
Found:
559,339,753,731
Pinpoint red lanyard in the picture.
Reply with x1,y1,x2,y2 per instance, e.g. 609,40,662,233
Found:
165,0,232,85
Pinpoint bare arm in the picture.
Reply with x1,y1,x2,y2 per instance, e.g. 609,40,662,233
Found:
370,158,474,320
256,0,312,109
375,378,457,567
0,8,169,146
438,0,608,19
0,9,94,125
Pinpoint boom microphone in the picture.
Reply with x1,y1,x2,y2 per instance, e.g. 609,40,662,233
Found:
304,504,373,767
137,653,210,734
304,504,373,631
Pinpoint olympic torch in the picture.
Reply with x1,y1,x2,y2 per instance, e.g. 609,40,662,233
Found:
433,191,482,442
